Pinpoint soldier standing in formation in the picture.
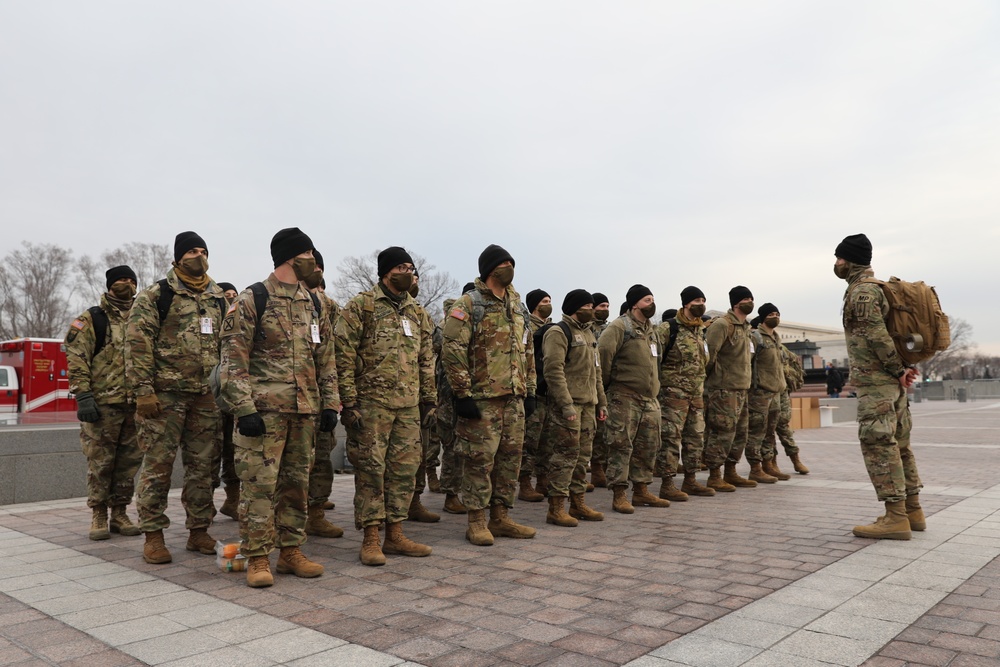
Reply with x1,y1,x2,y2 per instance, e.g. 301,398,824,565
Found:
127,232,227,564
540,290,606,526
66,265,144,540
214,281,241,521
654,286,714,502
745,303,786,484
335,247,436,565
219,227,336,587
836,233,923,540
597,284,669,514
775,344,809,474
442,244,537,546
588,292,611,488
518,288,552,503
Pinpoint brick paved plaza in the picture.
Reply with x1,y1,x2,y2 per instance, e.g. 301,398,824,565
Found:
3,399,1000,666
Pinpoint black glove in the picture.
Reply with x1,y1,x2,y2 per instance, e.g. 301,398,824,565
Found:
419,402,437,429
341,405,364,430
75,391,100,423
237,413,266,437
524,395,537,419
455,396,481,420
320,409,338,432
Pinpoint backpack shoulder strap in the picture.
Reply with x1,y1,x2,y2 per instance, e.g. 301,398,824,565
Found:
156,279,173,323
557,321,572,361
250,282,268,340
88,306,109,357
468,290,487,330
660,318,680,366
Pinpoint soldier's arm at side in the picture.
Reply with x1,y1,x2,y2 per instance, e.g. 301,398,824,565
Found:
524,312,537,396
542,326,572,411
332,297,365,407
597,321,622,388
854,285,907,379
704,319,726,376
125,286,161,397
315,299,341,410
65,310,96,395
219,293,257,417
441,297,473,398
417,308,437,404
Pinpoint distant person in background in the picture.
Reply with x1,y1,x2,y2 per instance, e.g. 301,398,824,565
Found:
826,363,844,398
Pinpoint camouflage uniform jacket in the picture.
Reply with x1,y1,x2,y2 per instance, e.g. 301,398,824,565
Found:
335,284,435,409
592,320,610,339
441,278,536,400
781,344,804,391
529,313,550,334
843,267,907,387
704,309,752,391
434,298,455,404
750,327,786,393
542,314,607,410
220,274,339,417
598,312,660,398
65,294,133,405
656,316,707,398
317,290,340,329
126,269,226,396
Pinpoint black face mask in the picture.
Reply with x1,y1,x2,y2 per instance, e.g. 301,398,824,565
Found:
834,262,850,279
492,266,514,287
737,301,754,315
594,309,609,322
640,304,656,319
575,309,594,324
302,270,323,290
688,304,706,318
389,272,413,293
537,304,552,319
408,284,420,298
764,316,780,328
291,257,316,281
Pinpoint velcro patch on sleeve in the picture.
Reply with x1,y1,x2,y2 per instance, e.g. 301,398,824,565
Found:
71,319,86,330
226,302,238,314
450,309,467,321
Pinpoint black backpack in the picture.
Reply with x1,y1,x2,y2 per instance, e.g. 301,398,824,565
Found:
156,279,227,325
533,321,572,397
248,282,321,341
88,306,110,357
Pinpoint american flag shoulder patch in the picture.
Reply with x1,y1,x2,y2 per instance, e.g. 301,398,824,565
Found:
71,319,86,330
449,309,466,321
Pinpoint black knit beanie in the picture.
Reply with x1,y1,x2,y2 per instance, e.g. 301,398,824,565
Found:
835,234,872,265
174,231,207,262
270,227,314,268
478,244,515,281
591,292,609,306
312,249,324,271
526,289,550,314
217,282,237,294
729,285,753,307
105,265,137,289
462,282,476,293
619,302,629,316
377,247,414,277
661,308,678,322
757,302,779,318
562,289,593,315
680,286,705,306
625,284,653,309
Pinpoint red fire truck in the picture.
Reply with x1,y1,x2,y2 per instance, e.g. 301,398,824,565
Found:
0,338,77,414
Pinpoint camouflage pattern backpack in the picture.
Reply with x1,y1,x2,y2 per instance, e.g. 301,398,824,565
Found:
853,277,951,365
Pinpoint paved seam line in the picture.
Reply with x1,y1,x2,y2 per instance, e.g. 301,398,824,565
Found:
626,482,1000,667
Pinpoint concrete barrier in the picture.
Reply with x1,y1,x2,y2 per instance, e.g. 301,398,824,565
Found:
818,397,857,423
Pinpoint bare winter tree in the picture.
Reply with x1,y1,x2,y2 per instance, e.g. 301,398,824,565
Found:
76,242,173,305
918,317,974,380
0,242,77,339
330,250,459,323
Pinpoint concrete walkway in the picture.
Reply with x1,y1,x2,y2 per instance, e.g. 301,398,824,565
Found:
2,400,1000,666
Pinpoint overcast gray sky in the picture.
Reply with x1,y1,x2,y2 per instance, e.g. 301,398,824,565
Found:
2,2,998,353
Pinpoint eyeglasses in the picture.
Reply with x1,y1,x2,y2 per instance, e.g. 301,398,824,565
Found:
395,264,416,273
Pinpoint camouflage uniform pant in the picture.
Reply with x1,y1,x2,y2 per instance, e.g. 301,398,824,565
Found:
858,384,921,502
135,391,220,532
746,389,779,463
309,426,335,508
81,402,143,508
590,417,608,469
545,399,597,497
773,390,798,456
457,395,525,511
414,427,431,493
346,403,420,529
235,411,313,557
604,387,660,488
520,400,548,479
425,422,442,471
212,413,238,489
437,400,463,496
703,388,749,468
654,391,704,477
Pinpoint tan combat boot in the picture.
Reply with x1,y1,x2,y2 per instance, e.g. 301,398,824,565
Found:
383,521,433,557
143,529,172,564
764,458,791,481
906,495,926,531
246,555,273,588
322,500,335,510
277,546,324,577
360,525,386,566
109,506,140,536
219,484,240,520
724,462,758,488
186,528,217,554
749,462,777,484
612,486,635,514
407,495,441,523
444,493,468,514
546,496,579,527
466,508,493,546
488,504,536,539
426,468,442,494
518,475,544,502
306,506,345,538
590,462,608,488
89,505,110,541
569,492,604,521
658,475,689,502
681,472,716,497
790,453,810,474
632,482,670,508
853,500,911,540
706,467,735,492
